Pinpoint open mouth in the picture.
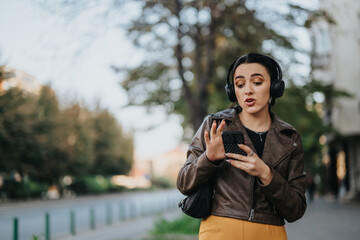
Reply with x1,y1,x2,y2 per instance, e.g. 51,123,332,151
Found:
245,98,256,106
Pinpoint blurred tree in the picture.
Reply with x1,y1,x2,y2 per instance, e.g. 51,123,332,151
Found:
302,79,352,128
115,0,304,133
92,108,134,175
0,84,134,198
273,79,352,181
34,1,352,195
273,82,326,173
27,86,66,184
37,0,307,133
59,104,95,177
0,88,40,176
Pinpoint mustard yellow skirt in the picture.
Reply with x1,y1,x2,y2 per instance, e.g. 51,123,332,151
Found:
199,215,287,240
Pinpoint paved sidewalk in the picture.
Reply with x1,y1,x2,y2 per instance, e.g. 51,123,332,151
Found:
56,209,183,240
0,189,183,240
286,197,360,240
56,197,360,240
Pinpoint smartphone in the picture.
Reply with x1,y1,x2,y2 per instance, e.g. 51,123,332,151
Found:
222,131,247,156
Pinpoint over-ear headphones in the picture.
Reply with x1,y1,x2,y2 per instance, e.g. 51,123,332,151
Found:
225,53,285,102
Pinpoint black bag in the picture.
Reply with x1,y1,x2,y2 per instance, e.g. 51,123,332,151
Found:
178,183,213,219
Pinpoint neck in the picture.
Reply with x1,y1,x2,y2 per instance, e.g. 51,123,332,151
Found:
239,110,271,132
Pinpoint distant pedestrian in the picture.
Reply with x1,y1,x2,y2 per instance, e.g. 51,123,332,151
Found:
177,53,307,240
306,172,316,202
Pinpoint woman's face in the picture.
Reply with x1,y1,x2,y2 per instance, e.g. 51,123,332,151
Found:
233,63,271,116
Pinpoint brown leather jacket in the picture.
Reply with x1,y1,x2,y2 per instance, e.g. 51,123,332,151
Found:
177,108,307,226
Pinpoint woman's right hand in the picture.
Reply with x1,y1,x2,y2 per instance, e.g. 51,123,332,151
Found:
204,119,226,161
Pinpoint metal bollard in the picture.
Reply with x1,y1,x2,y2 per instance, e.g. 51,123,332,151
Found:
70,210,76,235
13,217,18,240
90,208,96,230
45,213,50,240
130,202,136,219
106,204,112,225
119,202,125,220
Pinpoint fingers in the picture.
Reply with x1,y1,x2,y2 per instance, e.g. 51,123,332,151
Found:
225,146,256,162
217,120,226,135
204,130,210,145
238,144,255,156
226,159,250,170
210,121,217,136
225,152,246,161
210,120,226,137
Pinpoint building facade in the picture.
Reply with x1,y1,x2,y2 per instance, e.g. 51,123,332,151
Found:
310,0,360,200
0,66,41,94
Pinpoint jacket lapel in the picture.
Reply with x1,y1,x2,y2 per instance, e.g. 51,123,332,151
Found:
262,127,297,167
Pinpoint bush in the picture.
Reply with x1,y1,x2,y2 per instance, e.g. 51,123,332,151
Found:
69,175,111,194
151,214,201,236
0,179,48,199
151,177,174,189
26,180,48,197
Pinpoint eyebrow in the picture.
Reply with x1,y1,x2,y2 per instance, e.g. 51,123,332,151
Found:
234,73,264,80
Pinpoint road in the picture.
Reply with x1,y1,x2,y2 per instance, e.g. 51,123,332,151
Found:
2,191,360,240
58,196,360,240
0,189,183,240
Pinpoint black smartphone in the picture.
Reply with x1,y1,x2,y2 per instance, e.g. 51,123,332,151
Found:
222,131,247,156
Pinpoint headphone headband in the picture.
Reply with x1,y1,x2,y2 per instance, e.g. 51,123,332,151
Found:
226,54,282,86
225,53,285,102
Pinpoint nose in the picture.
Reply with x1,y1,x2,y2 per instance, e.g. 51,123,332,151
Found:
244,83,253,95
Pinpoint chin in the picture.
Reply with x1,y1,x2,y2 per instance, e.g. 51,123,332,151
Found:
242,106,268,115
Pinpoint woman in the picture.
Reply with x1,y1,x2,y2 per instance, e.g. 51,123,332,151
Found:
177,53,307,239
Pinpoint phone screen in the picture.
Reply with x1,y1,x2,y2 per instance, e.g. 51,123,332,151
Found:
222,131,247,156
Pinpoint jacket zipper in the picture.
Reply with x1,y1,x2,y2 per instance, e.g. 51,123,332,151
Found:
248,177,255,221
248,208,254,221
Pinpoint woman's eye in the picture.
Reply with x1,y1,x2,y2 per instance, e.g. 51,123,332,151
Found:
254,82,262,86
236,84,244,88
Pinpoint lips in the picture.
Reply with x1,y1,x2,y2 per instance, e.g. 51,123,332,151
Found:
245,98,256,106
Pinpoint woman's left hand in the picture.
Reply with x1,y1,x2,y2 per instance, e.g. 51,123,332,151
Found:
225,144,273,186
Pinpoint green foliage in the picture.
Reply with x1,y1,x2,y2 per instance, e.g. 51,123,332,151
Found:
144,235,197,240
0,178,48,199
0,88,41,176
117,0,307,131
68,175,111,194
32,234,45,240
0,86,134,198
273,83,323,173
273,79,352,177
92,109,134,175
151,176,174,189
58,104,95,177
151,214,201,236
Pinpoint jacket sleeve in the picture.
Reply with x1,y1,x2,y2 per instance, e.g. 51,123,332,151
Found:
177,115,225,196
259,134,307,223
